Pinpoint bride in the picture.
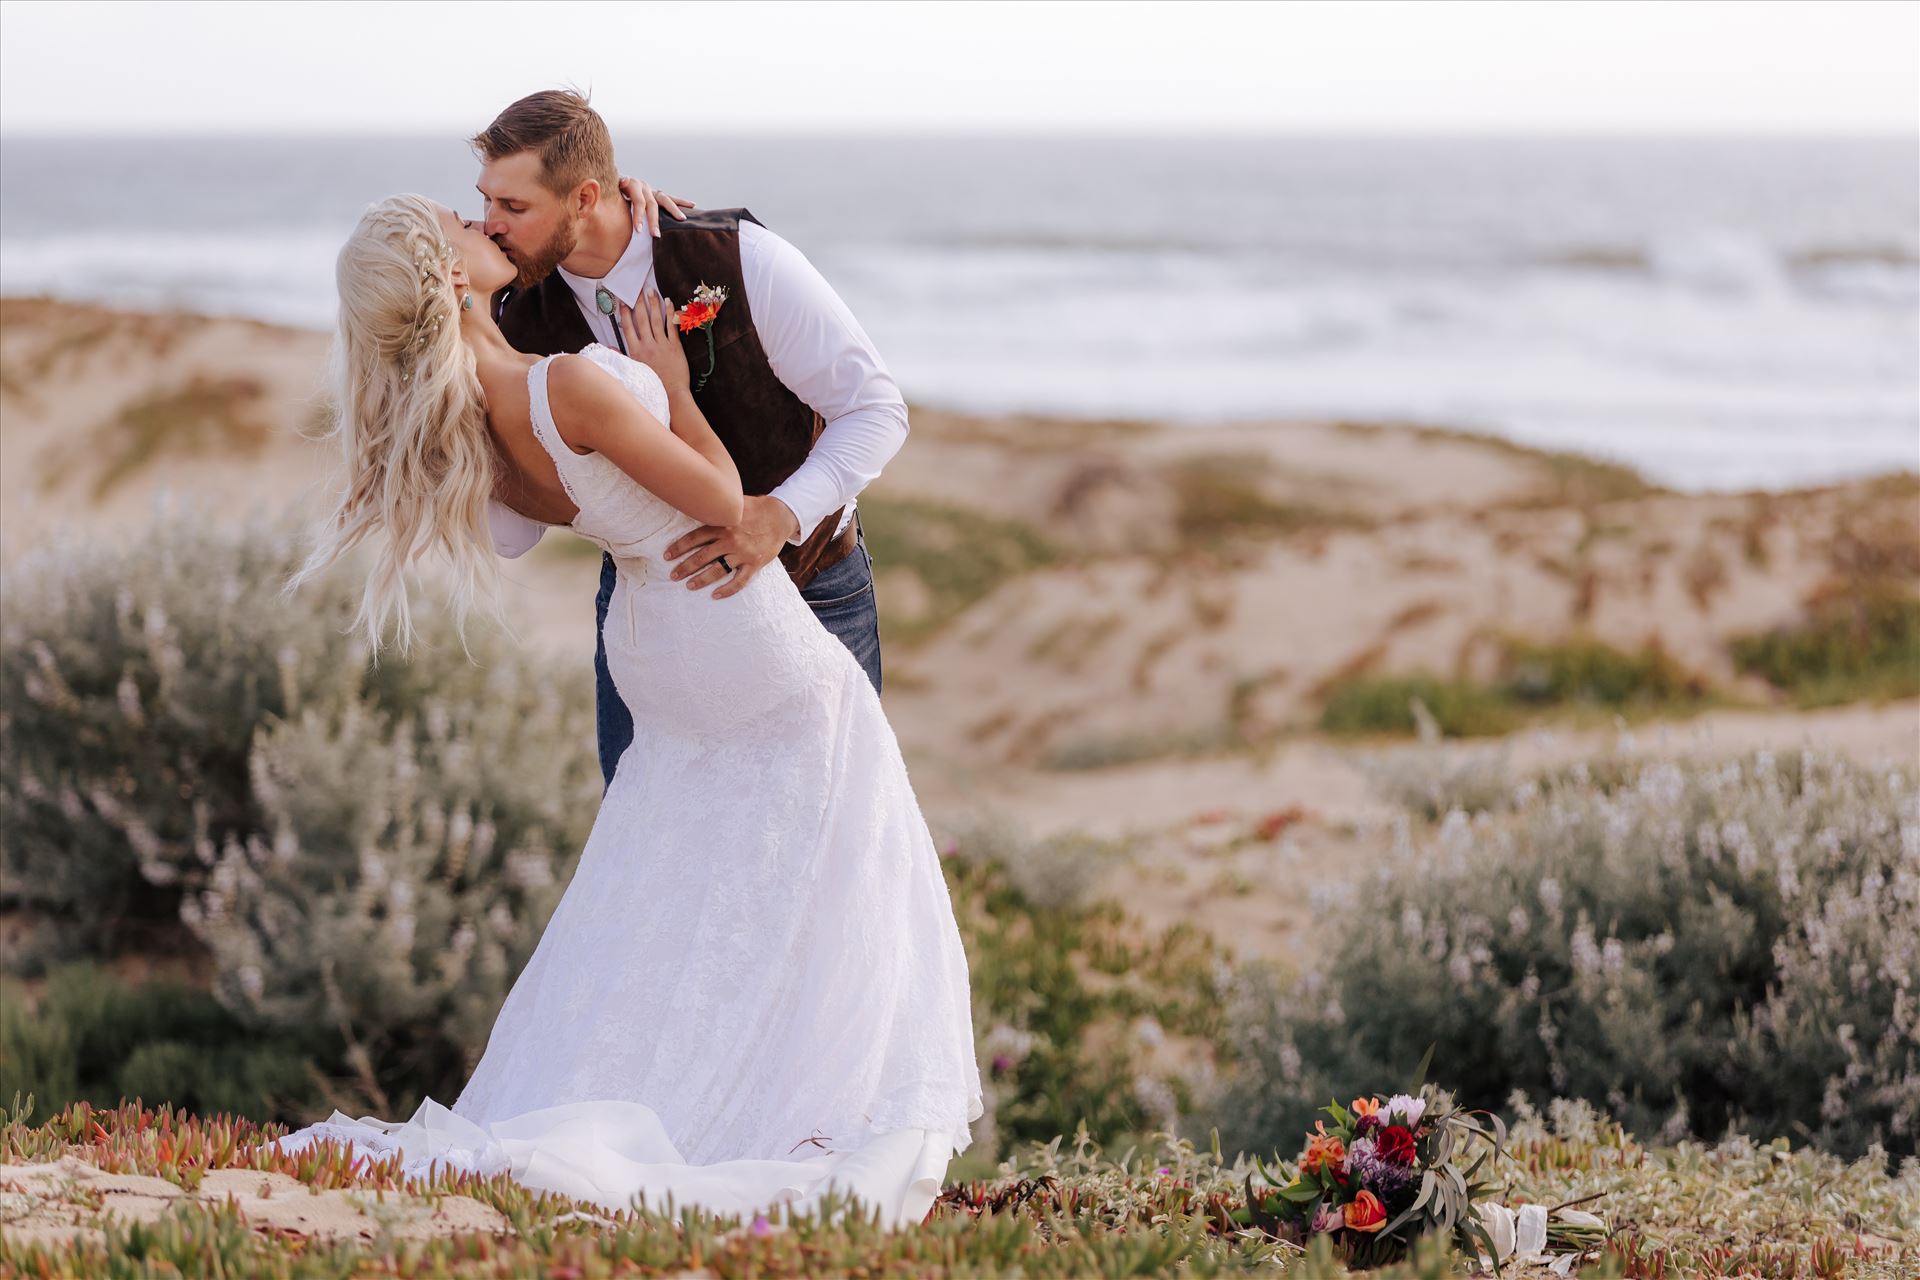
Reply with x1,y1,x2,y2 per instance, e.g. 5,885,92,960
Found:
268,193,983,1230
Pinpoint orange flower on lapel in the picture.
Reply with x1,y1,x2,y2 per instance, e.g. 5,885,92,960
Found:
674,283,728,392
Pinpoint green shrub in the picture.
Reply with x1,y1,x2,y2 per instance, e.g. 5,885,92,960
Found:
939,828,1230,1162
1731,581,1920,705
1321,673,1516,738
856,496,1055,643
1320,634,1712,737
1,512,363,960
0,963,319,1119
185,679,599,1112
1,512,601,1116
1499,634,1703,708
1202,750,1918,1164
1169,453,1366,550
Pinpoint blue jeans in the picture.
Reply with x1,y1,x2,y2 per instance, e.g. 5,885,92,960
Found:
593,525,882,791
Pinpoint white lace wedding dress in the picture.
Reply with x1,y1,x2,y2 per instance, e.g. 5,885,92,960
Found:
269,344,984,1229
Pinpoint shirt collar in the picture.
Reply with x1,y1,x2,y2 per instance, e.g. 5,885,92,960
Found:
556,223,655,315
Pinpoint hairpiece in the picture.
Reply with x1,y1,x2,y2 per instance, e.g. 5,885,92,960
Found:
397,237,460,382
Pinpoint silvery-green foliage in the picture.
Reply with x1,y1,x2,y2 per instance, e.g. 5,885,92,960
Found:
1,510,365,959
184,675,599,1106
1356,738,1519,820
1,510,602,1109
1206,750,1917,1163
934,814,1121,912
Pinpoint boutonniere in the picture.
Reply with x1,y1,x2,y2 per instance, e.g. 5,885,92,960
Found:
674,283,729,392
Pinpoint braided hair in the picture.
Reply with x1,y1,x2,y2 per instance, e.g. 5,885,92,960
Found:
291,194,504,658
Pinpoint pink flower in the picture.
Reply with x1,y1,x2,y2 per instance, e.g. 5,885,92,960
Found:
1385,1093,1427,1127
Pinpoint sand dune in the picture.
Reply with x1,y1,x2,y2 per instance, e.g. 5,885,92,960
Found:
4,297,1914,958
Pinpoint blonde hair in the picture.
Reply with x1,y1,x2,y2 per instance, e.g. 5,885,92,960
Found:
292,193,502,658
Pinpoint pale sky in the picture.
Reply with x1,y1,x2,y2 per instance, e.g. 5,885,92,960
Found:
1,0,1915,136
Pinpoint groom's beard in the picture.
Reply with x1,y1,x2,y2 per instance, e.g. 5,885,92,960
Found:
506,218,580,291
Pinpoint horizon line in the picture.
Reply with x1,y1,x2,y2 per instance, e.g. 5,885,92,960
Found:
4,125,1916,143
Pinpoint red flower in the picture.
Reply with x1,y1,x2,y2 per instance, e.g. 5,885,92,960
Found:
672,282,730,391
1343,1189,1388,1233
1376,1124,1417,1165
676,300,719,333
1254,805,1308,841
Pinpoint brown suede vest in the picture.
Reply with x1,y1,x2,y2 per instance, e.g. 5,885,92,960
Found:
496,208,856,586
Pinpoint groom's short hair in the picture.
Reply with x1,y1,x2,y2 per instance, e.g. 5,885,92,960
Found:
470,89,619,198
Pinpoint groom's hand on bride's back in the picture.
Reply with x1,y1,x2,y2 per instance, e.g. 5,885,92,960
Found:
666,497,802,601
618,176,697,238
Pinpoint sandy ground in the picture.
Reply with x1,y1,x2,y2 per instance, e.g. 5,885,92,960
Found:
0,1154,509,1249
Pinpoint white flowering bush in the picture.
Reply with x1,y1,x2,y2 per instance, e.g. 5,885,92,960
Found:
1,510,364,960
185,688,597,1110
1205,750,1917,1164
1,510,601,1112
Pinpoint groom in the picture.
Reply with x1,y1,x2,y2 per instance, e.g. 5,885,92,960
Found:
475,90,905,790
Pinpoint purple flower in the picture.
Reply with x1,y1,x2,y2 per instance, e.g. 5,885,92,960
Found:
991,1053,1013,1074
1155,1166,1170,1175
1309,1200,1342,1234
751,1212,771,1237
1353,1112,1383,1136
1347,1136,1416,1201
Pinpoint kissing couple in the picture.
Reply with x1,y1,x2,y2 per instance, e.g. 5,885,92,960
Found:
270,89,983,1231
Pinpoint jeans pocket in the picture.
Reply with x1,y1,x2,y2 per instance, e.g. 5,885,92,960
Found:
803,543,874,609
809,579,874,611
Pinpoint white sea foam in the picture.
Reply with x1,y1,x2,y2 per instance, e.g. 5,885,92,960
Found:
3,133,1914,492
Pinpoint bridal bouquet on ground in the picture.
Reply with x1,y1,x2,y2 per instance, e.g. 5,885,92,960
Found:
1238,1049,1598,1270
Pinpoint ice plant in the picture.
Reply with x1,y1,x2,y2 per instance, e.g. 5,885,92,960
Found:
674,283,729,392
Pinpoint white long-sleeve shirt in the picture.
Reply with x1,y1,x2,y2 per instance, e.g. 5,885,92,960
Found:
488,216,908,558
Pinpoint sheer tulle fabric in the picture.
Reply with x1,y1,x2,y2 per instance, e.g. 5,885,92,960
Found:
268,346,983,1229
270,1100,954,1227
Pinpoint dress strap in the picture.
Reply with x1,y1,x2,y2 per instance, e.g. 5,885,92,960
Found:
525,353,585,507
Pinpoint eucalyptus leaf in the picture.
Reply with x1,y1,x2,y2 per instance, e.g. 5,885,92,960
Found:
1408,1041,1436,1092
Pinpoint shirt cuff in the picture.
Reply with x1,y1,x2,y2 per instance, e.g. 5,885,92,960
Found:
766,473,840,546
487,499,546,559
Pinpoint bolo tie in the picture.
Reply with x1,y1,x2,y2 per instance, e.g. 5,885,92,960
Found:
595,285,628,354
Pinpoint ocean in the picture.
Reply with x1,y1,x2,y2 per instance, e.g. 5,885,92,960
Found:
2,133,1914,492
